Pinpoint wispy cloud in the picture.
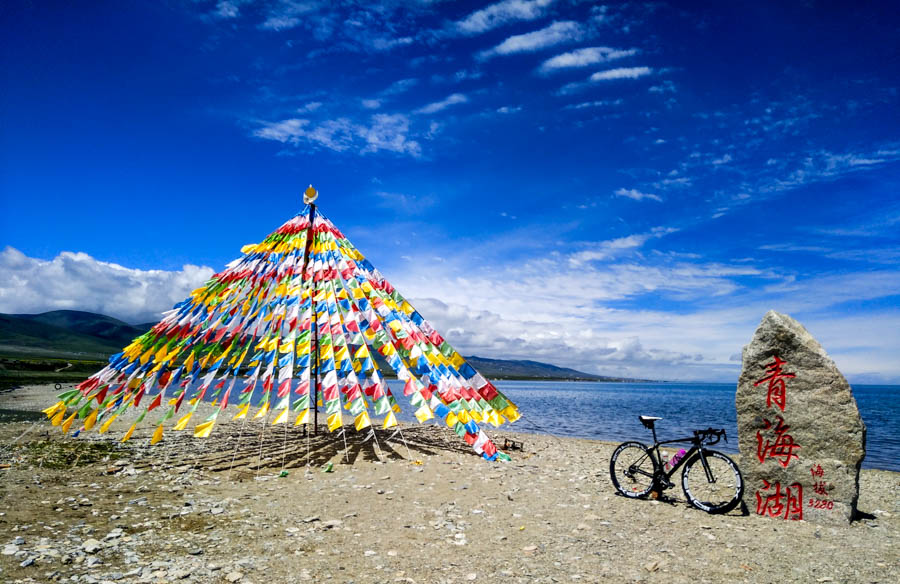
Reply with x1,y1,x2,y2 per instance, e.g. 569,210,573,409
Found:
212,0,250,20
259,1,319,31
563,99,623,110
454,0,555,35
568,227,678,265
558,66,654,94
478,21,584,60
591,66,653,81
254,114,421,157
415,93,468,115
539,46,637,73
380,78,419,96
614,188,663,202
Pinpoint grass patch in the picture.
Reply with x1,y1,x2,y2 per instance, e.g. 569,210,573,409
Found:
25,439,126,469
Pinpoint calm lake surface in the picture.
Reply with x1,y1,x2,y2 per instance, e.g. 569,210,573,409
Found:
386,380,899,472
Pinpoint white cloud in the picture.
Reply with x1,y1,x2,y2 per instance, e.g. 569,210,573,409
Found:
254,114,421,157
259,1,319,31
648,80,676,93
590,66,653,81
298,101,322,112
414,93,468,115
371,36,414,51
361,99,382,110
380,78,419,96
539,46,637,73
213,0,250,19
497,106,522,114
454,0,555,35
478,21,584,60
359,114,422,157
563,99,623,109
368,228,900,382
0,247,214,324
614,188,663,202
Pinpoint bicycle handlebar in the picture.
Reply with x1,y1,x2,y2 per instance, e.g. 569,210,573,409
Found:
693,427,727,445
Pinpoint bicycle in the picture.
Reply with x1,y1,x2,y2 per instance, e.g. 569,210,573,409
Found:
609,415,744,514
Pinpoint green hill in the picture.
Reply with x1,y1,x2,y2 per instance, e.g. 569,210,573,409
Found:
0,310,643,382
0,310,152,359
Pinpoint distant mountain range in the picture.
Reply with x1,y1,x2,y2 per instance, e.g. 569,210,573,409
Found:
0,310,644,381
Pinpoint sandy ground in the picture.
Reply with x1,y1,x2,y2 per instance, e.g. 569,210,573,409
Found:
0,384,897,584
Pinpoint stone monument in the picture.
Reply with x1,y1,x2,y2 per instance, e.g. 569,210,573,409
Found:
736,311,866,523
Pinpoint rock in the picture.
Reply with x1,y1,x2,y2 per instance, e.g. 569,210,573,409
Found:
321,519,342,529
82,538,103,553
104,528,124,540
2,544,18,555
12,536,25,545
171,568,191,579
19,556,35,567
225,571,244,582
736,311,866,524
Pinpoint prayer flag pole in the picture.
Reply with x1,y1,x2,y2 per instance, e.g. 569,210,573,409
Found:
302,185,320,435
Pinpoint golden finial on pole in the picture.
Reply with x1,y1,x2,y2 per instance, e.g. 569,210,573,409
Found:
303,184,318,204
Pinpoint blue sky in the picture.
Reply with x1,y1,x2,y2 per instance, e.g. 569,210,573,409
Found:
2,1,899,383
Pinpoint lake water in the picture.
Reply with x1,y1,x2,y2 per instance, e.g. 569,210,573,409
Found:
386,380,899,472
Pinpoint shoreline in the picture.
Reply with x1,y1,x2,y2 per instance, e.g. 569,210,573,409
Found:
0,384,898,584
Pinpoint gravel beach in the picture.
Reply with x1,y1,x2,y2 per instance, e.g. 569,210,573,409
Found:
1,384,897,584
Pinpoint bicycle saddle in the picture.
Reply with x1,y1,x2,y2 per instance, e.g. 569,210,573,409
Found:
639,415,662,429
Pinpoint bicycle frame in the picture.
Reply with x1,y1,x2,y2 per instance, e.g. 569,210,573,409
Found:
642,424,720,486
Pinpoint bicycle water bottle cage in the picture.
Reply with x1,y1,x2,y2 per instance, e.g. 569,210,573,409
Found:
639,415,661,430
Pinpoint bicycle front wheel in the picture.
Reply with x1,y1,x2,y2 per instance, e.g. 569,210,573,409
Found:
681,449,743,514
610,441,657,498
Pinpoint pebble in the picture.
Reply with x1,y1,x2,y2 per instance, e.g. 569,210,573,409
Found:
2,544,19,555
20,556,35,567
12,536,25,545
82,538,102,553
225,571,244,582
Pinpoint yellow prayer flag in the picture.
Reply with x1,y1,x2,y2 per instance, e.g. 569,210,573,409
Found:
272,408,289,425
98,414,118,434
43,401,65,417
193,420,215,438
150,424,164,445
457,410,470,424
382,410,398,429
253,401,270,419
414,405,434,423
61,412,77,434
445,412,459,428
327,412,342,432
501,405,521,423
84,409,99,431
173,412,193,431
121,423,136,442
294,409,311,426
354,411,371,431
233,403,250,420
50,408,66,427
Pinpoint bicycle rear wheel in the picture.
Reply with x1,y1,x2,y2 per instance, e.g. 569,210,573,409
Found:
681,450,743,514
610,441,657,498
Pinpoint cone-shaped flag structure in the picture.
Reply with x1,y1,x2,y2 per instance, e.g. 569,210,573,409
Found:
46,190,518,461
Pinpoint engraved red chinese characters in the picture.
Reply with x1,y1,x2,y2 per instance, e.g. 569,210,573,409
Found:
753,355,795,412
756,480,803,521
756,416,801,468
